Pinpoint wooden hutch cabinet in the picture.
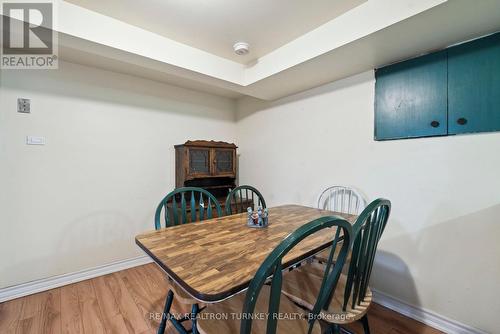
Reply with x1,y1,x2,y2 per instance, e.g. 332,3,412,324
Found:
175,140,240,213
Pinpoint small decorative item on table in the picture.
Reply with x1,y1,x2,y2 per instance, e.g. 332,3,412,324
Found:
247,206,269,228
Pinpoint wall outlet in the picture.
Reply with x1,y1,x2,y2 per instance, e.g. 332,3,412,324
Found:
18,98,30,113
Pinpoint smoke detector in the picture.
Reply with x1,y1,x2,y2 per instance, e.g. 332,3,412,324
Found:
233,42,250,55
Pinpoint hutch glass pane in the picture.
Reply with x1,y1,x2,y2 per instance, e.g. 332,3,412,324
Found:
189,149,209,174
215,150,233,173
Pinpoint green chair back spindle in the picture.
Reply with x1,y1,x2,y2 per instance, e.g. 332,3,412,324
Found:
240,216,353,334
225,185,267,215
154,187,222,230
342,198,391,311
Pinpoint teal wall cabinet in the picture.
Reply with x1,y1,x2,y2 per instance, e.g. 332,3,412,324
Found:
375,32,500,141
448,33,500,135
375,52,448,140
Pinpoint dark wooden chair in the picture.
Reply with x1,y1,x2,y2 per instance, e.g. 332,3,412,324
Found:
281,199,391,334
154,187,222,334
197,216,353,334
225,185,267,215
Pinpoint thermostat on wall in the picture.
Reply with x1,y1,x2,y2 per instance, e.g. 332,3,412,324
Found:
26,136,46,145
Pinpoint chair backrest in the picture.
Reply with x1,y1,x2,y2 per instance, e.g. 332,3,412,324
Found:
317,186,367,215
154,187,222,230
225,185,267,215
240,216,353,334
342,198,391,311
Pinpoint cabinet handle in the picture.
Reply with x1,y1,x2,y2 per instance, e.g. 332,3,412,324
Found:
457,118,467,125
430,121,440,128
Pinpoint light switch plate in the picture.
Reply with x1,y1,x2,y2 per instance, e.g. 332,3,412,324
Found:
26,136,45,145
18,98,30,113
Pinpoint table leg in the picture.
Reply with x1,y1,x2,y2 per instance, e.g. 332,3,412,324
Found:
158,290,174,334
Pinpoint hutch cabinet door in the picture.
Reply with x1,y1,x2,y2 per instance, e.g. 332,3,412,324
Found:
375,51,448,140
448,33,500,135
212,148,235,177
187,148,211,177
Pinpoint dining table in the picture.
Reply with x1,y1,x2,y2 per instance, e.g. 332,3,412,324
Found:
135,204,357,303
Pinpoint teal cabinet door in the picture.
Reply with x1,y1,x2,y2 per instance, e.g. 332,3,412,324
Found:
448,33,500,135
375,51,448,140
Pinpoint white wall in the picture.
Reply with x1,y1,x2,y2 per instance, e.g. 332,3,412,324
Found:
0,61,236,288
236,71,500,333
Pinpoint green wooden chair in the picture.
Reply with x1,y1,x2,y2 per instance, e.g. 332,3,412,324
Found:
155,186,222,229
197,216,353,334
280,199,391,334
155,187,222,334
225,185,267,215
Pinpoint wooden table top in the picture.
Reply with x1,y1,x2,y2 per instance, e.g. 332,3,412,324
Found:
135,204,357,302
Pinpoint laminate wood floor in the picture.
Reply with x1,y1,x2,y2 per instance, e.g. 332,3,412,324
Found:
0,263,443,334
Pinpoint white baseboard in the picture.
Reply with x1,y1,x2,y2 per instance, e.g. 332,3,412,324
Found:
0,255,153,303
372,289,488,334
